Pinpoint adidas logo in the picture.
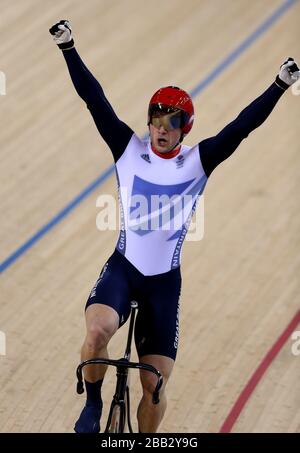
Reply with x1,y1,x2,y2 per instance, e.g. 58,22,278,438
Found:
141,153,151,163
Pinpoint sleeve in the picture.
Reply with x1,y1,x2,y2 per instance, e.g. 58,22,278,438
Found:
199,82,286,177
62,47,134,162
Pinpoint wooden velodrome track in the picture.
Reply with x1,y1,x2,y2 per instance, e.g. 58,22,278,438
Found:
0,0,299,433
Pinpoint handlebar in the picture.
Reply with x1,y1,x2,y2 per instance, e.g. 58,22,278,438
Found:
76,358,163,405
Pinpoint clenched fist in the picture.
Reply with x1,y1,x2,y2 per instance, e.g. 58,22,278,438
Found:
275,57,300,90
49,20,74,50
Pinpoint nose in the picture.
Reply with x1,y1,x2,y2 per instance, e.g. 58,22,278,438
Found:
158,124,167,133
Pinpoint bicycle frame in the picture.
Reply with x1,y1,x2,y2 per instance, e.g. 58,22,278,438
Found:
76,301,163,433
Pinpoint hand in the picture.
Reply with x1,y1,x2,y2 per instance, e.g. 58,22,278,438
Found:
275,57,300,90
49,20,74,50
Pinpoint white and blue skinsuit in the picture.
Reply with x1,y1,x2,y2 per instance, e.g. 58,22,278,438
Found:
62,47,285,360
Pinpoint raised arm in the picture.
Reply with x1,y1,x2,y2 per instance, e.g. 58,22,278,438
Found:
49,20,134,162
199,58,300,177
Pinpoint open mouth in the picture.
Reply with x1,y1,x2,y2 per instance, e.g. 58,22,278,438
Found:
158,138,167,146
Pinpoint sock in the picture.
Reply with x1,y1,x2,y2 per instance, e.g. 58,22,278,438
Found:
85,379,103,408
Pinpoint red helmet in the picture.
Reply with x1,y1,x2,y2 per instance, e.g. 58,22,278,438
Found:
148,86,194,136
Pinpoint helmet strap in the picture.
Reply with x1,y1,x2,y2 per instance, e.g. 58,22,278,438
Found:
167,137,182,152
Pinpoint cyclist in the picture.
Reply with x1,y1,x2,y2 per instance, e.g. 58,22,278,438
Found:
49,20,300,433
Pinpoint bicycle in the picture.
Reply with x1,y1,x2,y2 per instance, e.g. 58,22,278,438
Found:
76,300,163,433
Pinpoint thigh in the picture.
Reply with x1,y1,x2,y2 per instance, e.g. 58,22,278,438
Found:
85,303,120,339
134,267,182,361
85,250,132,327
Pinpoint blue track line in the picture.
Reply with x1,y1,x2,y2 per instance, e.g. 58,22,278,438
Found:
0,0,296,274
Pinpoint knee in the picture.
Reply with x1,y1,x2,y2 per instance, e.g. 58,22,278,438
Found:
140,371,168,399
86,322,113,351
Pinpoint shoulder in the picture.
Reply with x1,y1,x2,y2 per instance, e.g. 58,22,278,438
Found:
115,132,148,164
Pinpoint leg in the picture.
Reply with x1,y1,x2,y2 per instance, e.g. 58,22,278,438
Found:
75,252,132,433
134,266,181,433
75,304,119,433
137,354,174,433
82,252,131,381
81,303,119,382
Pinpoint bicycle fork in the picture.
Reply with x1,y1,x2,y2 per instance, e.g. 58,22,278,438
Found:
105,362,132,433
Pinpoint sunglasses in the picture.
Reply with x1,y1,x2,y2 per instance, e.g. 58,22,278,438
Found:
151,109,183,131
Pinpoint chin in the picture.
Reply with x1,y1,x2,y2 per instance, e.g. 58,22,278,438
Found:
156,144,170,153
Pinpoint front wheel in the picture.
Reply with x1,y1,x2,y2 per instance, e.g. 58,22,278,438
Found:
108,404,125,433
